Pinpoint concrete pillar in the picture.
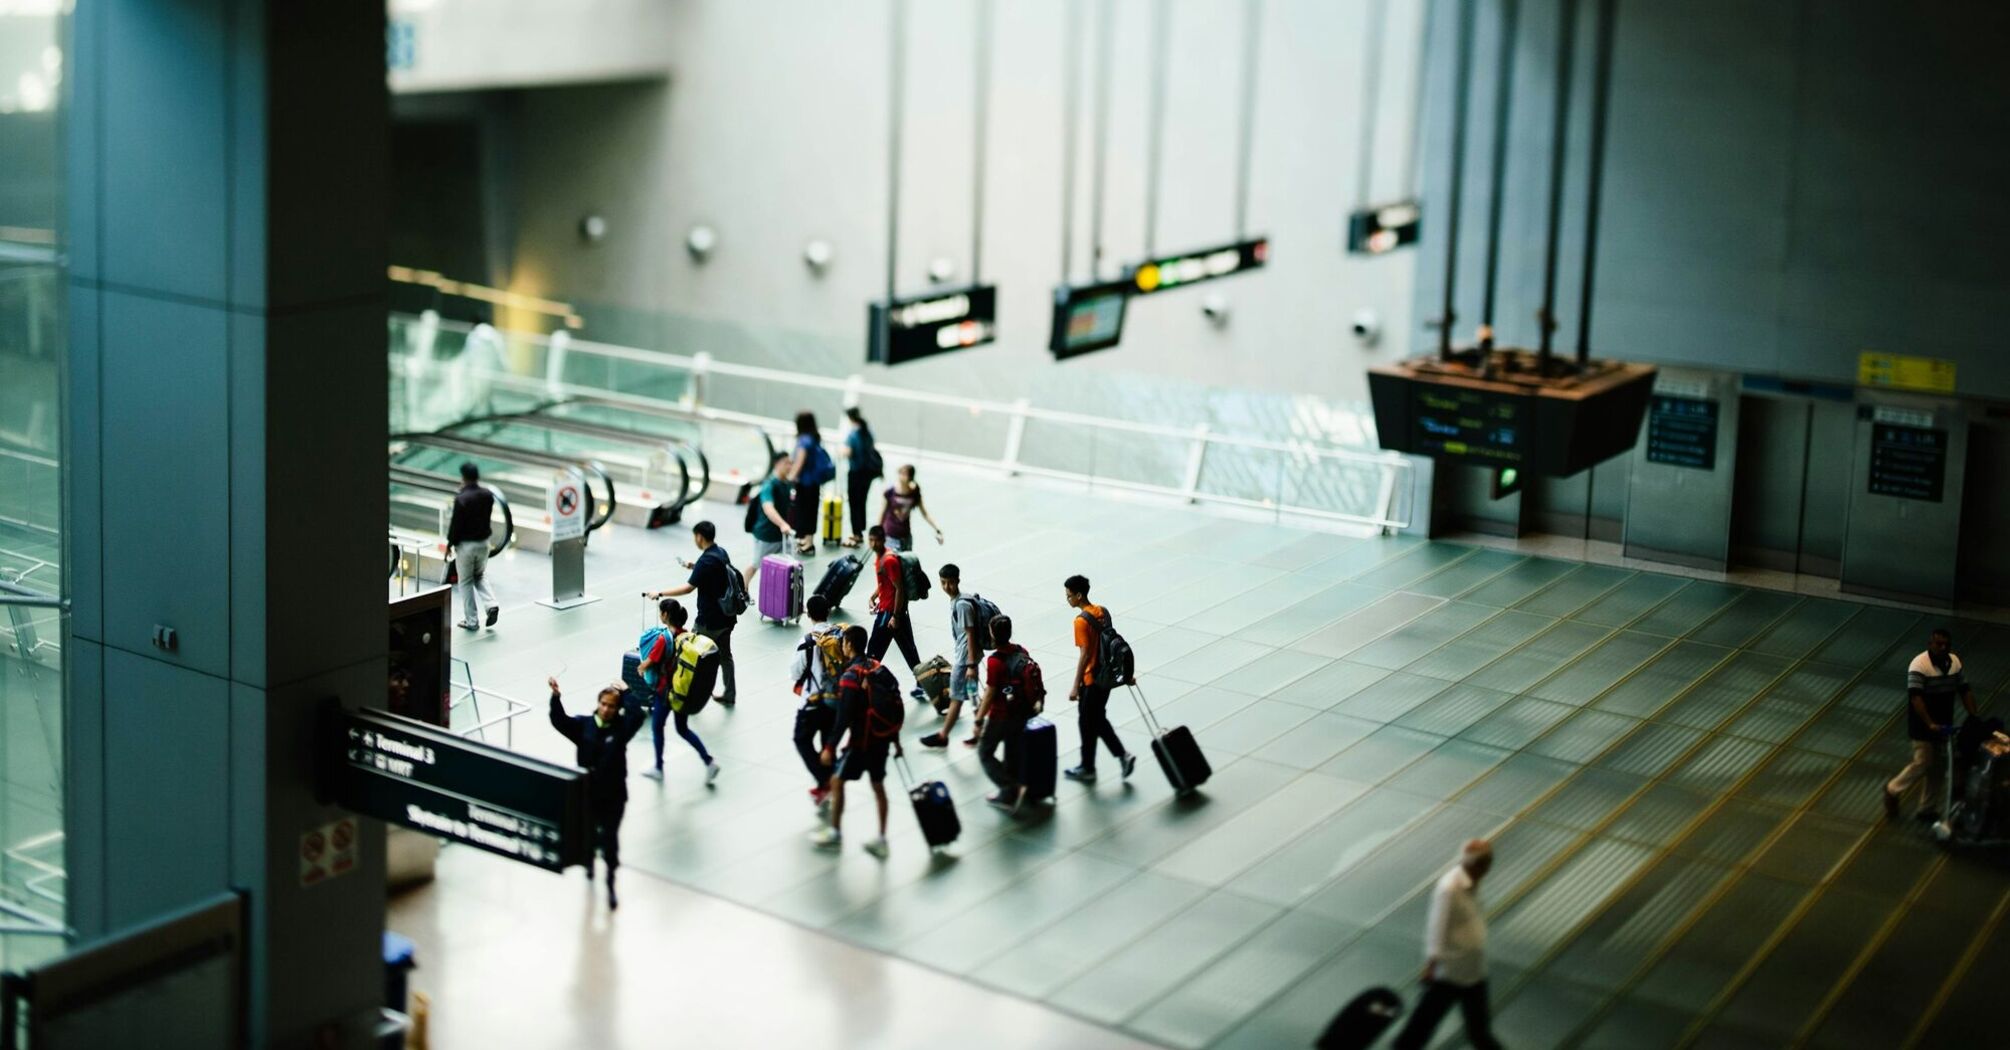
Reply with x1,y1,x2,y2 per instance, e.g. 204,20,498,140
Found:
64,1,387,1044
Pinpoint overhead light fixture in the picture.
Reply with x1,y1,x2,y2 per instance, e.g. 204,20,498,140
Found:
803,238,834,275
685,224,717,262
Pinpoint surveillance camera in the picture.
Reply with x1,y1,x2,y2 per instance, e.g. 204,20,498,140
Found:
685,224,717,261
928,257,957,285
1350,309,1382,348
803,238,834,274
1201,293,1230,327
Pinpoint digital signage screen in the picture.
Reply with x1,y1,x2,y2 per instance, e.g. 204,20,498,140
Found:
1049,280,1131,359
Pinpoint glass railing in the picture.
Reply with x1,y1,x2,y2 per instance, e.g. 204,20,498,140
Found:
387,311,1413,531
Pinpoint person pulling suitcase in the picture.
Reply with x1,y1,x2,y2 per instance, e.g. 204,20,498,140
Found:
1063,575,1136,783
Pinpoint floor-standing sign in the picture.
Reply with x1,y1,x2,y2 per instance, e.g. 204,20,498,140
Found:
538,467,599,610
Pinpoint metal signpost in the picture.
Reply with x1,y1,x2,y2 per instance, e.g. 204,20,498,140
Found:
539,467,599,610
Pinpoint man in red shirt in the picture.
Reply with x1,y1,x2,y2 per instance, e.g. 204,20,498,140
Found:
864,524,925,700
978,614,1034,813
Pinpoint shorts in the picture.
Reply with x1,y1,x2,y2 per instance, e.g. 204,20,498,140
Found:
753,537,786,562
950,664,979,702
837,739,891,782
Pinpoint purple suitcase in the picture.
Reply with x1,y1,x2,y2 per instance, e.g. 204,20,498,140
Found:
759,554,804,624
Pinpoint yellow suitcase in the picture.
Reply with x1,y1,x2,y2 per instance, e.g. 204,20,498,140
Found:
821,496,845,546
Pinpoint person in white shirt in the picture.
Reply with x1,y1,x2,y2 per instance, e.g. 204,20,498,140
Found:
1883,627,1977,822
1394,839,1502,1050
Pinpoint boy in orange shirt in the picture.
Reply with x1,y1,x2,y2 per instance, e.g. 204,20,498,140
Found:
1064,574,1136,783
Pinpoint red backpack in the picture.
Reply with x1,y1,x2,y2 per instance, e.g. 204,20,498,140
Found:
860,660,906,740
1000,646,1046,717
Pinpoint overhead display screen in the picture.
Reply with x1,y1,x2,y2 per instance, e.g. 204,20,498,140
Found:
1410,385,1527,464
1125,237,1268,295
867,284,998,366
1867,423,1946,502
1644,395,1718,470
1049,280,1131,359
1347,200,1421,255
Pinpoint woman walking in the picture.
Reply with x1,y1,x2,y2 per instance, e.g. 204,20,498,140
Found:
842,407,882,548
787,411,834,556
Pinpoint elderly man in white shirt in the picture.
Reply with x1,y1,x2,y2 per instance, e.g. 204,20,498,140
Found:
1394,839,1503,1050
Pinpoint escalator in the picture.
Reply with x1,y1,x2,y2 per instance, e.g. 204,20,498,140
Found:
529,397,778,505
443,412,702,528
388,434,614,553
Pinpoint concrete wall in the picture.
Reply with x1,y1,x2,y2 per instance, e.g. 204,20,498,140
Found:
476,0,1432,407
1412,0,2010,399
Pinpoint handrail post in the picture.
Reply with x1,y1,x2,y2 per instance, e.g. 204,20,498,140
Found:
1374,458,1402,534
685,351,712,411
1182,424,1210,503
843,373,864,410
1001,398,1032,476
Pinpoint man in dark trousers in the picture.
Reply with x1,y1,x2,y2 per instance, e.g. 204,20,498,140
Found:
548,676,647,909
1064,574,1135,783
864,524,927,702
447,462,499,631
1393,840,1501,1050
649,520,739,706
1883,626,1979,821
977,614,1032,813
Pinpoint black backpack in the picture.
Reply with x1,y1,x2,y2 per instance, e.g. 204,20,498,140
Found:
861,661,906,740
960,594,1005,650
1081,608,1136,686
744,479,792,533
718,551,751,618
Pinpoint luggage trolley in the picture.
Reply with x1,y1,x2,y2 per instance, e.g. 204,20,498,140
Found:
1930,720,2010,848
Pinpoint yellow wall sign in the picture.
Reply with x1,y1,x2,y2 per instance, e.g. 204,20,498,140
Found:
1858,352,1956,394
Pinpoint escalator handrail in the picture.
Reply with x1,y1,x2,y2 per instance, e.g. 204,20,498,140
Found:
387,470,516,557
390,432,615,532
542,395,775,493
448,411,703,515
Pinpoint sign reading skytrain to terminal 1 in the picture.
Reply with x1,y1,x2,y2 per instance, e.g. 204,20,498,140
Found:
325,707,591,873
867,284,998,366
1124,237,1269,296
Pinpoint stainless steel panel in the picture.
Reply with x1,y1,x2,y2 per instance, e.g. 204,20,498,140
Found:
1841,397,1966,604
1625,370,1741,569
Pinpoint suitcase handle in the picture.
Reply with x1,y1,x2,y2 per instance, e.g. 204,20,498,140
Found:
1126,683,1167,741
892,749,917,792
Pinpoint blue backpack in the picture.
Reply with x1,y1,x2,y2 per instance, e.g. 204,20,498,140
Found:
637,626,674,692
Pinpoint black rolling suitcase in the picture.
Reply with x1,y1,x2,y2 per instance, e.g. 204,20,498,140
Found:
896,753,961,850
814,553,864,609
1128,684,1211,795
1315,986,1404,1050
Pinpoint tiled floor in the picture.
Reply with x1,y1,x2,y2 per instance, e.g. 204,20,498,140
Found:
415,466,2010,1049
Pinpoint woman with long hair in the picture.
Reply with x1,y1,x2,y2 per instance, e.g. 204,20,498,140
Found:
842,406,883,548
787,411,833,555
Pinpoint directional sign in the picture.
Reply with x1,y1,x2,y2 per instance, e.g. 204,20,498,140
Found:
867,284,999,366
1124,237,1268,296
1347,200,1421,255
326,707,591,872
1048,279,1132,360
548,474,586,543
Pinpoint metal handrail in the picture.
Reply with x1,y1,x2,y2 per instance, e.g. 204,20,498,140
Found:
449,411,702,517
392,432,616,532
0,579,63,610
391,312,1412,530
387,471,515,556
534,394,774,494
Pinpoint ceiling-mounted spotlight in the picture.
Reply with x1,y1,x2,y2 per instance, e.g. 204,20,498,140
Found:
685,224,718,262
803,238,834,275
927,257,957,285
578,214,608,245
1350,309,1382,348
1201,292,1231,328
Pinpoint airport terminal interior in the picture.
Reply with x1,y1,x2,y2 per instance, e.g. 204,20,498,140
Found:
4,2,2010,1048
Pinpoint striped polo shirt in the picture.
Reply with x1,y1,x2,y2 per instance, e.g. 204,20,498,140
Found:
1905,651,1966,740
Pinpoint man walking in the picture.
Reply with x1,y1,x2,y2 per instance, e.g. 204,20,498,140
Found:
649,520,739,706
791,594,844,810
1064,574,1135,783
1393,840,1502,1050
920,563,983,749
1884,626,1978,822
547,676,647,910
976,615,1035,813
448,462,499,631
746,450,796,586
811,625,899,858
864,524,926,701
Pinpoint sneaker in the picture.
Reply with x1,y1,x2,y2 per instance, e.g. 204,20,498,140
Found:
863,837,890,859
986,791,1021,814
1883,789,1900,820
1121,753,1138,781
919,733,947,749
962,733,980,748
1064,766,1097,783
705,759,722,786
714,694,736,707
810,786,830,809
607,883,619,911
485,606,499,627
809,826,841,850
641,766,665,781
457,621,480,631
910,687,928,704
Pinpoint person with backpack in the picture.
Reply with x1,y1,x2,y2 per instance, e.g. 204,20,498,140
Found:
920,563,994,749
635,598,721,786
878,463,944,552
787,411,835,557
841,406,882,549
864,524,928,702
1065,574,1136,783
547,676,647,910
745,450,796,587
976,614,1044,813
811,624,903,857
791,594,845,810
648,520,744,707
447,461,499,631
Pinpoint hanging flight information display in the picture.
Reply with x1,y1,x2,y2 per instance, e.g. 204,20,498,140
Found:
1867,423,1947,502
1410,384,1527,464
326,707,591,872
1347,200,1421,255
1048,280,1131,359
867,284,999,366
1368,359,1656,475
1125,238,1268,295
1644,395,1718,470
